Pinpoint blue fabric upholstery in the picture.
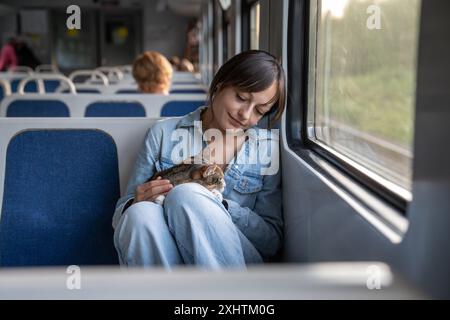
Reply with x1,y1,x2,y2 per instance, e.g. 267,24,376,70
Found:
61,88,101,94
170,89,206,94
77,88,101,93
117,89,206,94
7,100,70,117
0,130,120,266
44,80,60,93
11,79,38,93
116,89,139,94
160,100,204,117
85,101,146,117
173,81,200,85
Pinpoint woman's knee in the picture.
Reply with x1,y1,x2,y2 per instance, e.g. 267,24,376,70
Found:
164,183,230,226
165,183,209,202
120,201,166,234
165,183,214,214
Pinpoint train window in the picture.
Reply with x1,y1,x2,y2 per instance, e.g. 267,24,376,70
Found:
202,0,215,84
249,1,260,50
53,10,97,69
306,0,421,201
222,7,232,62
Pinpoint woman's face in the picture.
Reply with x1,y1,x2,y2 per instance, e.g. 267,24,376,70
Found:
210,81,278,131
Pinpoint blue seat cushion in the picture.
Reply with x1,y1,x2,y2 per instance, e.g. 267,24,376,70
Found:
7,100,69,117
85,101,146,117
160,100,204,117
169,89,206,94
61,88,101,94
0,130,120,266
11,79,37,93
44,80,60,93
116,89,139,94
172,81,200,85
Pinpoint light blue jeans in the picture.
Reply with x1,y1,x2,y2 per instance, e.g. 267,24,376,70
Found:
113,183,263,269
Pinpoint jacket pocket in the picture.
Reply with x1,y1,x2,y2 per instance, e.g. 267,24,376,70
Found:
233,172,263,194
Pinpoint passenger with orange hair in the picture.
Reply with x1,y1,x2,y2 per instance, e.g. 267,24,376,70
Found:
132,51,173,94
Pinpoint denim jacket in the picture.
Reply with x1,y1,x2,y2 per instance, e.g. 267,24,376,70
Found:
112,106,283,258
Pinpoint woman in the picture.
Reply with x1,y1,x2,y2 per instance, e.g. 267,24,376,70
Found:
132,51,173,94
113,50,285,269
0,38,17,71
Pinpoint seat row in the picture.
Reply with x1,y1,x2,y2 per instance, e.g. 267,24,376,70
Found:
0,70,205,102
0,93,206,117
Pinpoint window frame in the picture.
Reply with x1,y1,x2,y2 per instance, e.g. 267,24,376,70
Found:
241,0,260,51
221,5,232,63
287,0,421,212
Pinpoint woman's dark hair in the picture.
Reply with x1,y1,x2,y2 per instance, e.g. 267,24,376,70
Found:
207,50,286,128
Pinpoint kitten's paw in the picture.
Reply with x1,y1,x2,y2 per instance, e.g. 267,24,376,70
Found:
210,189,223,203
153,195,165,206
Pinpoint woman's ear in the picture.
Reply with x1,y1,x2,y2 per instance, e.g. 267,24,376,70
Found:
212,83,224,97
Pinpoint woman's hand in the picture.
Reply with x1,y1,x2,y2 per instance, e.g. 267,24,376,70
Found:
132,176,173,204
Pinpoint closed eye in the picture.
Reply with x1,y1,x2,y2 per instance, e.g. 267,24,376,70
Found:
236,93,246,102
255,108,265,116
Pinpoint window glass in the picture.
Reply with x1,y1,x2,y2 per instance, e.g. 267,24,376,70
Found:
250,2,260,50
307,0,421,196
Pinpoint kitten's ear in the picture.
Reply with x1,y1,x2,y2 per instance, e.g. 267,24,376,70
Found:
182,156,195,164
202,157,212,165
202,165,218,177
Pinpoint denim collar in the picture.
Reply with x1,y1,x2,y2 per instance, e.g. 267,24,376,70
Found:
176,105,207,131
175,106,272,141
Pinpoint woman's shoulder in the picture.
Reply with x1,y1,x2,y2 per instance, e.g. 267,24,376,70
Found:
152,117,182,131
146,107,205,138
154,106,206,130
150,117,189,133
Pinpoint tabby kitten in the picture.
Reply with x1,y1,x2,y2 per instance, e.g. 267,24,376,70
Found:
149,160,226,205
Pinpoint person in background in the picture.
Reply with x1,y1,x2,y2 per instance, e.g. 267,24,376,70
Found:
183,19,199,70
169,56,181,70
15,39,41,70
0,38,18,71
132,51,173,94
178,58,194,73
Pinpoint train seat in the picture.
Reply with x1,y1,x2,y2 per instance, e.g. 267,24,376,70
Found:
160,100,205,116
61,88,101,94
10,79,38,93
0,93,206,118
116,89,139,94
0,118,158,267
6,99,69,117
43,80,61,93
115,89,207,94
58,82,206,95
169,88,206,94
85,101,146,117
